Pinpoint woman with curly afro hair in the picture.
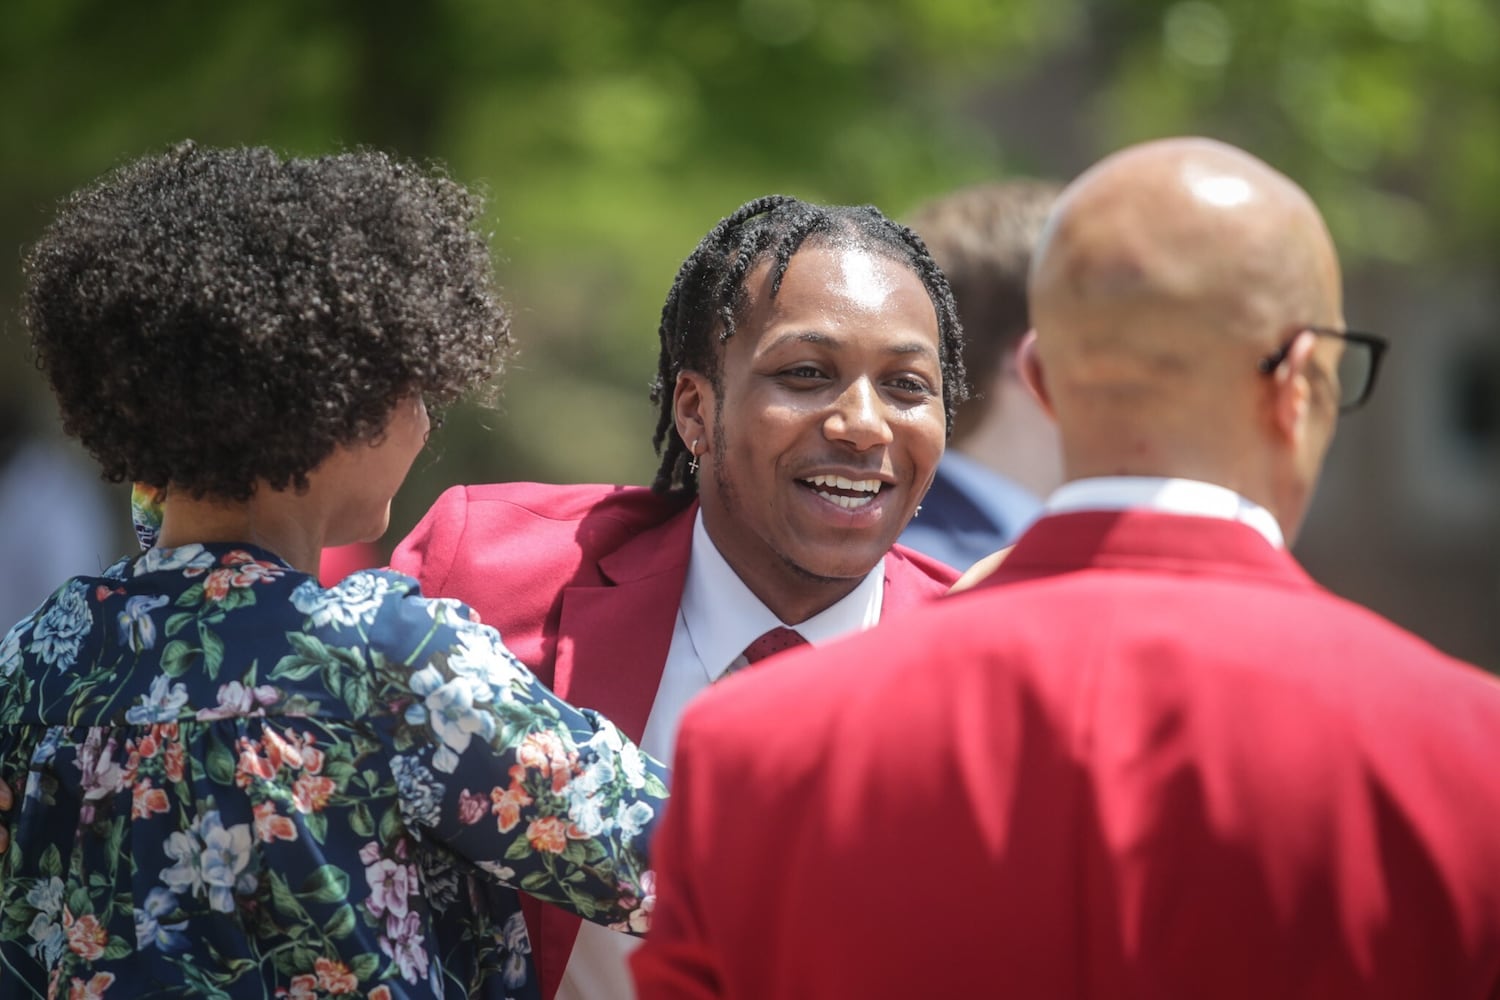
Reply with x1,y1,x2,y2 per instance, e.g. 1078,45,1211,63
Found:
0,144,668,1000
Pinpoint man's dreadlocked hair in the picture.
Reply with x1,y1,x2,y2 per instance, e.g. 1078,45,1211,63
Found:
649,194,969,495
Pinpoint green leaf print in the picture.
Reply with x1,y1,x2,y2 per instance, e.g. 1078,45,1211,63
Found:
267,870,302,921
205,737,236,787
160,639,199,678
350,952,381,981
324,902,357,938
199,625,226,680
298,864,349,903
350,802,375,838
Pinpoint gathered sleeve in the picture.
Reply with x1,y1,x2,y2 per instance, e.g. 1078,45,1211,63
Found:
352,574,669,933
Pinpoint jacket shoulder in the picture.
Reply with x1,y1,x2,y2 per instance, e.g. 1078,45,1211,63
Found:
885,542,960,596
391,482,690,598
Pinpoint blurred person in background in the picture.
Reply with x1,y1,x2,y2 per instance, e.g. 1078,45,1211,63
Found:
0,400,117,626
0,143,670,1000
634,138,1500,999
393,194,967,1000
898,179,1064,570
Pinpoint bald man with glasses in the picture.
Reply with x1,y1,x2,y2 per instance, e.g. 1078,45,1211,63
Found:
634,138,1500,1000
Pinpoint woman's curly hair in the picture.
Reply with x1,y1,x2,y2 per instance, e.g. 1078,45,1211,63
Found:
22,142,511,502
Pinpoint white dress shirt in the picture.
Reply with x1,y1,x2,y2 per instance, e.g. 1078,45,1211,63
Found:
557,511,886,1000
1044,476,1285,548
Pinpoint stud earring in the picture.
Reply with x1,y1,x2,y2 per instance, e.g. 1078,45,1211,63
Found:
687,439,700,475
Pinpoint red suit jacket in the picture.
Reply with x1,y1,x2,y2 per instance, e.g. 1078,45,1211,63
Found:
391,482,957,998
634,511,1500,999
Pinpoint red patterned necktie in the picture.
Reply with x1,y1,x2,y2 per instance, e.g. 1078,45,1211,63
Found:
727,626,808,676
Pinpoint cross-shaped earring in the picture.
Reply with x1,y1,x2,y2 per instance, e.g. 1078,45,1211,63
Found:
688,439,700,475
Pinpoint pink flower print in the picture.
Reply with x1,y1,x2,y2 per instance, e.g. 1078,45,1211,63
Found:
457,788,488,825
365,858,414,920
379,911,429,985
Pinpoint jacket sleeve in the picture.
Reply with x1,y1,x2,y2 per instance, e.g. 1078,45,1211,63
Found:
369,577,669,933
629,710,724,996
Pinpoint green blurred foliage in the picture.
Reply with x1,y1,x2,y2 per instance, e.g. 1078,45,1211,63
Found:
2,0,1496,545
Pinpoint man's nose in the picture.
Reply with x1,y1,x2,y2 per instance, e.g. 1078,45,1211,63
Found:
824,378,894,450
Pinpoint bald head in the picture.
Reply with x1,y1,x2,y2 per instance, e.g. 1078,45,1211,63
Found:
1025,138,1347,539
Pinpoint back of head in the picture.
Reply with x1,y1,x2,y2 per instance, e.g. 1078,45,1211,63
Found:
907,180,1061,441
23,143,510,503
1027,138,1345,536
649,194,970,494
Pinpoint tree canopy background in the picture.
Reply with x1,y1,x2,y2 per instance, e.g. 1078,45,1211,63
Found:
4,0,1497,665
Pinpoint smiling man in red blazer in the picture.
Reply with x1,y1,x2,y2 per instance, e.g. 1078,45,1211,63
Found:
391,196,966,999
633,139,1500,999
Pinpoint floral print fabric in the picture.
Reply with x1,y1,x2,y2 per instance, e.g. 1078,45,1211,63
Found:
0,543,667,1000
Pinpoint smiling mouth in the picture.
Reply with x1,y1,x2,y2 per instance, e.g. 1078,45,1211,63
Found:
800,474,885,510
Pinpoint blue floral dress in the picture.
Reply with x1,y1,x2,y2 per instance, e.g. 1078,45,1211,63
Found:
0,543,667,1000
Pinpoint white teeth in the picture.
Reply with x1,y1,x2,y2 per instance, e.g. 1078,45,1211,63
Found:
818,492,874,510
804,474,882,493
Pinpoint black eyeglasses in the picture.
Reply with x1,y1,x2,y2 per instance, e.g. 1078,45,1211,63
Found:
1257,326,1389,413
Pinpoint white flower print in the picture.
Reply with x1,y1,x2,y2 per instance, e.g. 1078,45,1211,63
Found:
618,740,648,790
125,675,190,725
446,622,527,694
474,860,516,884
568,796,611,839
405,665,495,773
25,877,65,966
135,544,216,577
502,910,532,989
134,887,189,952
0,618,26,679
28,581,92,673
162,810,257,912
196,680,280,721
614,799,655,841
117,594,169,653
291,573,391,629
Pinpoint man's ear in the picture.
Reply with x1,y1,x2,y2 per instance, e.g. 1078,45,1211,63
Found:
1270,331,1317,441
1016,330,1055,418
673,370,713,458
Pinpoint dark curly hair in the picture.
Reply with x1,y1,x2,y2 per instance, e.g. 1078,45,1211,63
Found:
649,195,969,495
22,142,511,502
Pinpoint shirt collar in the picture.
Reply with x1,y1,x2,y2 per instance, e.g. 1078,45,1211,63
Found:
681,509,885,682
1044,476,1286,549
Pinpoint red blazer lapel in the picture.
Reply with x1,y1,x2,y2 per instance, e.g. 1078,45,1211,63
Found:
530,503,695,1000
550,502,695,741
